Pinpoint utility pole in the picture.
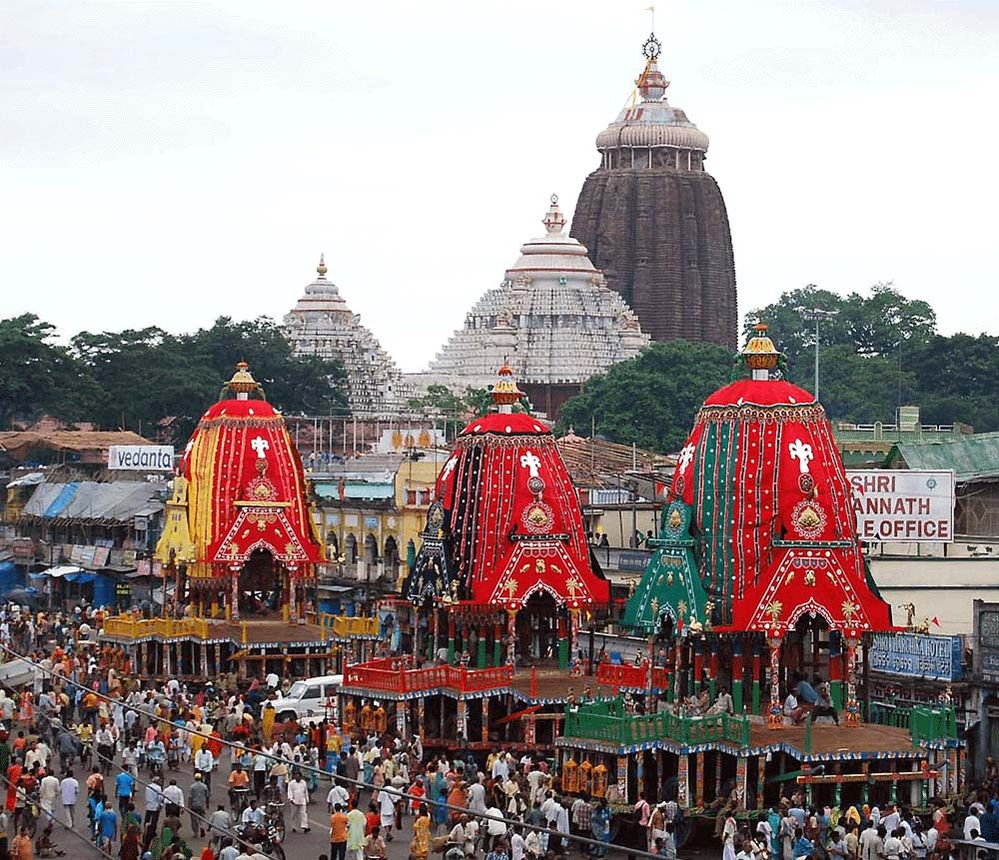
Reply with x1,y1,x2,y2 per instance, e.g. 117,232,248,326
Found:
802,308,838,401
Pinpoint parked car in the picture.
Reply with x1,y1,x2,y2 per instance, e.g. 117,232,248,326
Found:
269,674,342,724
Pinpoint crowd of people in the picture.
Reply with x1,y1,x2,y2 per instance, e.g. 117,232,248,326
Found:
0,602,994,860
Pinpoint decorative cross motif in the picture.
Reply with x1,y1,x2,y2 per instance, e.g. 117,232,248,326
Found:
788,438,814,474
520,450,541,478
250,436,270,459
677,443,696,474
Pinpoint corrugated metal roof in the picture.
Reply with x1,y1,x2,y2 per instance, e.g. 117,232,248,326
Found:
21,482,166,522
890,432,999,482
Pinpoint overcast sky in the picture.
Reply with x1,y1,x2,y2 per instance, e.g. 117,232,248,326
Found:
2,1,997,371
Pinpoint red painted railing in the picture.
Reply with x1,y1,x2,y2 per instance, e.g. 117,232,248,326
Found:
596,661,670,690
344,657,514,695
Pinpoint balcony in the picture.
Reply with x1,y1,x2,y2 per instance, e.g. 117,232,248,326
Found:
343,655,514,695
101,616,211,640
595,661,670,691
563,696,751,748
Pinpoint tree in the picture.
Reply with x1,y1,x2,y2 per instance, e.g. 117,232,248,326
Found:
68,316,347,443
556,340,735,453
813,345,915,426
744,282,937,382
407,384,489,440
0,314,96,428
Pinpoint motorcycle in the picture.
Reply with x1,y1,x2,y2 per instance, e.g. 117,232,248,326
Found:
235,821,286,860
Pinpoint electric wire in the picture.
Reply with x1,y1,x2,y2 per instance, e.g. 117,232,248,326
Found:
0,769,114,860
0,642,665,859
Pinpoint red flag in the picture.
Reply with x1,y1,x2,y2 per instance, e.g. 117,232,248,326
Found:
931,616,941,627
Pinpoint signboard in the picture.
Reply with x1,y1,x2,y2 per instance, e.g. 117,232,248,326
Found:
108,445,174,471
869,632,962,682
846,469,955,542
974,600,999,683
115,582,131,599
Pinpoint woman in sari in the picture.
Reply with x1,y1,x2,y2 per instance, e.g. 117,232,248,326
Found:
411,809,432,860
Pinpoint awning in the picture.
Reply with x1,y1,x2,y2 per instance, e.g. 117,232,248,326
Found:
46,564,84,578
65,572,96,584
7,473,44,488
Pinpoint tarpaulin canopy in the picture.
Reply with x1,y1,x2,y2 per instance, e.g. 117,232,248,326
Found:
45,565,84,578
21,482,165,524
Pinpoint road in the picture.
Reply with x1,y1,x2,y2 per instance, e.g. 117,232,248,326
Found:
38,746,720,860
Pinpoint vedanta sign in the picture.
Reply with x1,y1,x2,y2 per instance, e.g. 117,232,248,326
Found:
846,469,954,543
108,445,174,471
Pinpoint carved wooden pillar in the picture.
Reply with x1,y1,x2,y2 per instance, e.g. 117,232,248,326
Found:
767,636,783,729
844,636,861,727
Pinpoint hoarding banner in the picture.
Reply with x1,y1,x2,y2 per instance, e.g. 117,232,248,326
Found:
869,631,962,682
846,469,954,542
108,445,174,471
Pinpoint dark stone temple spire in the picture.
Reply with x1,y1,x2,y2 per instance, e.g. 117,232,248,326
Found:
570,33,737,350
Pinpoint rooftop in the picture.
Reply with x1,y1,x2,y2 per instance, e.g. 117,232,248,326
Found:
888,432,999,482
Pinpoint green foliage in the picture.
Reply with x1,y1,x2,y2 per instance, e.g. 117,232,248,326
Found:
0,315,346,443
744,282,937,381
556,340,735,453
407,384,488,440
0,314,98,428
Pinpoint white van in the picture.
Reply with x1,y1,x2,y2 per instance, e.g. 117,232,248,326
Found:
269,674,342,724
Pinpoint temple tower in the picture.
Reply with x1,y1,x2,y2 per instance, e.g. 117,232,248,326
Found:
570,33,737,349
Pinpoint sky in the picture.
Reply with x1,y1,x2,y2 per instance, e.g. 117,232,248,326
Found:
2,0,997,372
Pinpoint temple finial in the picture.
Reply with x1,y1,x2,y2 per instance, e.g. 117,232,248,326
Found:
542,195,566,235
317,253,328,278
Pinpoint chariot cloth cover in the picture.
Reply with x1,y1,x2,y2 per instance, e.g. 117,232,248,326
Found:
404,384,609,610
155,365,322,578
672,376,892,635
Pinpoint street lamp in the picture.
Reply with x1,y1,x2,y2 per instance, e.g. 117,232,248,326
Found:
802,308,838,401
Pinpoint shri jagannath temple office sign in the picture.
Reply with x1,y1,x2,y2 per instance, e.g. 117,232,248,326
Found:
869,631,963,682
846,469,955,542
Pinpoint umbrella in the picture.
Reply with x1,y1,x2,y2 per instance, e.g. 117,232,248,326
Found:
5,588,42,607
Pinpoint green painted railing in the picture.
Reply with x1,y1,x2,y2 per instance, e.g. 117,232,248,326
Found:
910,705,958,745
867,702,957,745
867,701,911,728
563,697,751,748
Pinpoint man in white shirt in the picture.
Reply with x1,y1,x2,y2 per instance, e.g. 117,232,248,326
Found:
492,753,510,782
144,776,163,829
379,785,398,841
467,779,487,814
194,746,214,790
510,827,526,860
287,773,310,833
241,799,265,827
882,804,900,835
484,804,507,851
162,778,185,810
265,672,279,689
554,798,571,853
36,769,58,817
59,770,79,827
964,812,982,841
327,782,349,812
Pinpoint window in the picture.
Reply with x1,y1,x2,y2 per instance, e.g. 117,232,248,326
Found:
303,686,322,700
